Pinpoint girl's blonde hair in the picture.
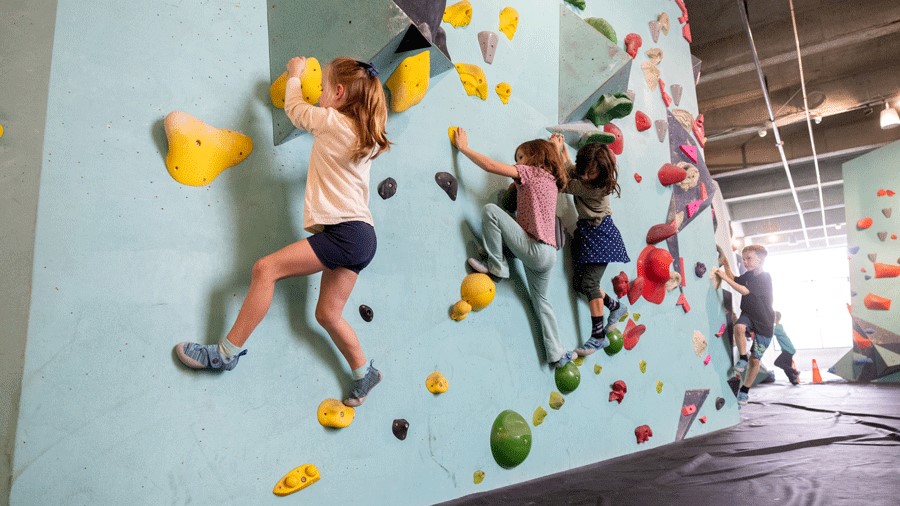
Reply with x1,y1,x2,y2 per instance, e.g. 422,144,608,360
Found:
515,139,568,190
574,142,620,197
324,57,392,162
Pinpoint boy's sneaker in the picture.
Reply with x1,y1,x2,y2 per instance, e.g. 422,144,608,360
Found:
789,371,801,385
734,357,748,373
607,304,628,326
575,336,610,357
550,351,578,369
175,342,246,371
344,361,383,407
467,257,490,274
737,391,749,406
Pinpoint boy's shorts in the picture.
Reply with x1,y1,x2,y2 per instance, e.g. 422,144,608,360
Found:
308,221,377,274
735,313,773,360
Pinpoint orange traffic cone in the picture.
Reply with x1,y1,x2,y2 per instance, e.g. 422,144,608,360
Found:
811,359,823,383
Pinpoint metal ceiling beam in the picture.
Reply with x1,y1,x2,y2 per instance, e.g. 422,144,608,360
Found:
710,143,888,177
723,180,843,204
731,203,845,225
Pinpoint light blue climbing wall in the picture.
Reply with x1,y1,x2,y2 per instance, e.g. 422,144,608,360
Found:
10,1,737,504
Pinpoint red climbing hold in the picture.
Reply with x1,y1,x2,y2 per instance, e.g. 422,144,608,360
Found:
699,416,707,424
604,123,624,155
856,217,873,230
658,163,687,185
659,79,672,107
676,293,690,313
863,293,891,311
624,33,642,59
874,263,900,278
681,404,696,416
609,380,628,403
628,277,644,305
675,0,689,23
635,111,651,131
634,173,643,183
693,114,706,147
612,271,629,299
682,23,692,43
635,424,653,443
623,320,646,350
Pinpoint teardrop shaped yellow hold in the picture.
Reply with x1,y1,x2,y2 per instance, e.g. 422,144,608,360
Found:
164,111,253,187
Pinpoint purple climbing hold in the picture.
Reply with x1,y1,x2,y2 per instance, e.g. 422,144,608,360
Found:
694,262,706,278
378,177,397,199
848,245,860,255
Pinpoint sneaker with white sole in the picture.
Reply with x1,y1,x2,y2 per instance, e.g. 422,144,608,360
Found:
344,361,383,407
175,342,246,371
737,391,749,406
575,336,610,357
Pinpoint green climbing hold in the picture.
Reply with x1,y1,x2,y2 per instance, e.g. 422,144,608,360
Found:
473,470,485,484
490,410,532,469
586,93,634,126
594,364,603,375
604,327,624,356
585,17,617,43
554,362,581,394
532,406,547,426
564,0,586,10
578,132,617,148
549,391,565,410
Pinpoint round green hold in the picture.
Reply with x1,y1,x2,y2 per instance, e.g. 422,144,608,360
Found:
490,410,532,469
554,361,581,394
604,327,624,356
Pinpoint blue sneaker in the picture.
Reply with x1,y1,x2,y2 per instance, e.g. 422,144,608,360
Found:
175,342,246,371
550,351,578,369
734,357,748,373
344,361,383,407
575,336,610,357
737,391,749,406
607,303,628,327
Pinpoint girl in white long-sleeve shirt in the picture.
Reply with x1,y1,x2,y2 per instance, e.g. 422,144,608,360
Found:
175,57,391,407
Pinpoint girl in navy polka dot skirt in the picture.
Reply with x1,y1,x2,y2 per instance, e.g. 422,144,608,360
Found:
552,135,630,356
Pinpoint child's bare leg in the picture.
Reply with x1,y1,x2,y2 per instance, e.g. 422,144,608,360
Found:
225,239,325,348
743,356,761,388
315,267,365,369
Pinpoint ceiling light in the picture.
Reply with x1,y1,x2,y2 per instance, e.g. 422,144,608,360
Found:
880,101,900,129
758,128,767,137
814,113,822,124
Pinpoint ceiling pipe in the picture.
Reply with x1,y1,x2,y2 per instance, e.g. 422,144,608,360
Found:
709,142,889,174
788,0,830,247
735,0,811,247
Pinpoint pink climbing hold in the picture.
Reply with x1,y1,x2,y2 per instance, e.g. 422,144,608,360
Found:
680,144,698,163
715,324,726,337
704,354,711,365
699,416,707,424
693,114,706,147
677,293,690,313
659,79,672,107
682,23,692,43
686,199,703,218
681,404,696,416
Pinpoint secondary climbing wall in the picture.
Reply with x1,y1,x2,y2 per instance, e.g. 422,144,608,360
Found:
10,1,736,504
833,140,900,382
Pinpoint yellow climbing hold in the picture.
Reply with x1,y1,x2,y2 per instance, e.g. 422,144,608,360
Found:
573,355,585,366
455,63,488,100
450,299,472,321
443,0,472,28
273,464,320,496
385,51,430,113
164,111,253,187
656,380,664,394
460,273,495,310
448,126,458,146
639,360,647,373
473,470,485,484
426,371,449,393
0,123,4,138
532,406,548,426
316,398,355,428
495,82,511,104
549,391,565,410
499,6,519,40
269,57,322,108
594,364,602,375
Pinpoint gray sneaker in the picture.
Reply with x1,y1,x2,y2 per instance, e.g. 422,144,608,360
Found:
344,361,383,407
607,303,628,326
550,351,578,369
575,336,610,357
175,342,246,371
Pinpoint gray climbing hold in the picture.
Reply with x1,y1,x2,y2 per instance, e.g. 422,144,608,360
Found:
868,253,878,262
882,208,892,218
359,305,374,322
715,397,725,410
649,20,661,43
435,171,458,201
865,275,872,280
655,119,667,142
671,84,683,106
877,231,887,242
478,31,499,64
848,245,860,255
378,177,397,199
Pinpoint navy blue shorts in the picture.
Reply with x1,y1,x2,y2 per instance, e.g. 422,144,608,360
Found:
307,221,377,274
735,313,772,359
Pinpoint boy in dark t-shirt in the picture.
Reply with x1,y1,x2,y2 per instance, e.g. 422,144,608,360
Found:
713,244,775,407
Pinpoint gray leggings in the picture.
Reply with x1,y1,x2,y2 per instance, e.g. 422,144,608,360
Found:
573,262,608,301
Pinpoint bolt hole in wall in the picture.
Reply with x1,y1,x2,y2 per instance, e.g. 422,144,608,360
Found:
762,246,851,373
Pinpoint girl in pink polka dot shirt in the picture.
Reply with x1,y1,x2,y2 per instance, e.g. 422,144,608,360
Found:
453,127,576,368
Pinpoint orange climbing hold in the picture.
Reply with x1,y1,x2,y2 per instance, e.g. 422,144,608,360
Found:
856,217,873,230
863,293,892,311
874,263,900,278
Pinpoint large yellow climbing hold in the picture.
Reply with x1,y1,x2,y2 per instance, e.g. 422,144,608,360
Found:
385,51,430,113
316,398,355,428
448,126,458,146
499,6,519,40
273,464,320,496
495,82,512,104
443,0,472,28
426,371,449,393
460,273,496,310
269,57,323,108
164,111,253,187
455,63,488,100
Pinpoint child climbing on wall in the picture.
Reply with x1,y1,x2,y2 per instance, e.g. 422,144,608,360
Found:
551,136,629,356
713,244,776,406
773,311,801,385
174,56,391,407
454,128,576,368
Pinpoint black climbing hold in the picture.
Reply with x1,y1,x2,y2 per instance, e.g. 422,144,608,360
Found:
715,397,725,410
378,177,397,199
694,262,707,278
359,305,374,322
392,418,409,440
435,171,458,201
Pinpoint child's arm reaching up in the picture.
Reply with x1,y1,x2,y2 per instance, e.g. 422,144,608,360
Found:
454,127,520,179
284,56,328,133
712,267,749,295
